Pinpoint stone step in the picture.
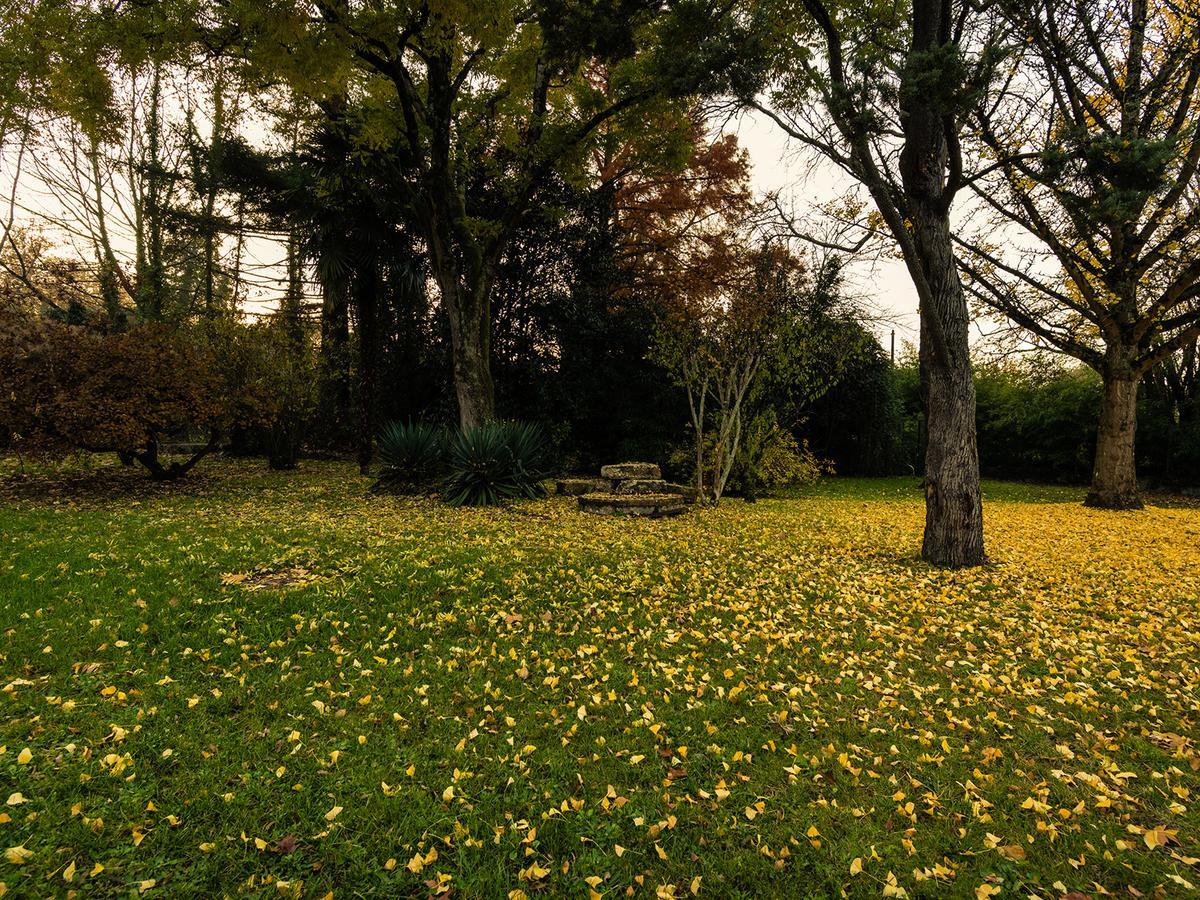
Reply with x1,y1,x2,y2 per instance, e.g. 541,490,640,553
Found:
662,482,700,504
600,462,661,481
614,478,669,495
556,478,608,496
578,492,686,517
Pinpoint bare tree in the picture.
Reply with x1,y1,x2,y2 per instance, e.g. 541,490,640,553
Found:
958,0,1200,508
747,0,1000,565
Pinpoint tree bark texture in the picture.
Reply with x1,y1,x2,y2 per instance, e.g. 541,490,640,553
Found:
1087,349,1142,509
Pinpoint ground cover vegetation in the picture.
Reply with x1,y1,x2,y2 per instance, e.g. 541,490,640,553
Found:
0,461,1198,897
2,0,1200,894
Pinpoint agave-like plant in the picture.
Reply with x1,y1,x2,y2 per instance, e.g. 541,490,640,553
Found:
442,421,552,507
373,421,448,493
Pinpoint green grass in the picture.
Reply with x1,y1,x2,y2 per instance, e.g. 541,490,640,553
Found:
0,459,1198,898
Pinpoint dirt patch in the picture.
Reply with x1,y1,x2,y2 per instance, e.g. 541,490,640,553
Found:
219,567,323,592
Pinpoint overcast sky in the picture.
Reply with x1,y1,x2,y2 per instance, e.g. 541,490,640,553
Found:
732,110,922,350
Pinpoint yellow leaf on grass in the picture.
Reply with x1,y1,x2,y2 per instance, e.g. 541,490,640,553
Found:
4,847,32,866
850,857,863,876
520,861,550,881
1144,827,1175,850
15,749,31,766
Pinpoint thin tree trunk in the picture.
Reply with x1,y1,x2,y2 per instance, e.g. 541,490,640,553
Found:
201,67,225,317
318,276,352,448
1087,356,1142,509
355,264,379,475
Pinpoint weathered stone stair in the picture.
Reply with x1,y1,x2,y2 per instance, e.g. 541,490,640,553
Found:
559,462,696,517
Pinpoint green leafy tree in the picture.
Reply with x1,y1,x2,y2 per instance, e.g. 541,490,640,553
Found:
217,0,740,428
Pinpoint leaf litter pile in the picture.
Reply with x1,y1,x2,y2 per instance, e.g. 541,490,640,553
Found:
1,461,1198,898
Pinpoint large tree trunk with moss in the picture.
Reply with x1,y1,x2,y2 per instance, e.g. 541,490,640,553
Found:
1087,349,1142,509
435,267,496,430
901,0,986,567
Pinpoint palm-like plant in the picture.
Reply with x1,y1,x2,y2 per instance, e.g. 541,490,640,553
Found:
442,422,552,507
374,422,448,493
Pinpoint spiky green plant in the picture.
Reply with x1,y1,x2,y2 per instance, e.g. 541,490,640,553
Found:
442,422,552,507
373,421,448,493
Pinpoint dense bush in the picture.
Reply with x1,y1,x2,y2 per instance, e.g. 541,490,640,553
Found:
756,431,832,489
1141,406,1200,488
197,319,319,470
0,310,316,479
0,315,230,479
891,356,1102,483
801,340,902,476
733,415,833,500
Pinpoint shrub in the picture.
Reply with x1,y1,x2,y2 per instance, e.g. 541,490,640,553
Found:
196,319,318,471
737,413,832,499
757,430,832,489
374,422,448,493
442,421,552,507
0,314,230,479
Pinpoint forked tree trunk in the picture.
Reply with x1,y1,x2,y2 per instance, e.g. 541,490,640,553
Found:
1086,356,1142,509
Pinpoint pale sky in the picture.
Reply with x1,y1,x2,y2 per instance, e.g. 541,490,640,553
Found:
732,110,922,348
4,102,925,349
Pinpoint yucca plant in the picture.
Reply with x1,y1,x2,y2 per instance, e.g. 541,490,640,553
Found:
442,421,552,507
374,421,448,493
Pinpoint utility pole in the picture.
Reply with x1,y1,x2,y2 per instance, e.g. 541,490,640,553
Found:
890,329,895,365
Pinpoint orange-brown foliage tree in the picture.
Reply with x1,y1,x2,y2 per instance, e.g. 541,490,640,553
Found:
0,316,230,479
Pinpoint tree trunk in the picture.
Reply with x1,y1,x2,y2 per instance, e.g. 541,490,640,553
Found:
918,282,985,567
899,0,986,568
437,271,495,430
355,264,379,475
1086,357,1142,509
318,276,352,449
908,206,984,567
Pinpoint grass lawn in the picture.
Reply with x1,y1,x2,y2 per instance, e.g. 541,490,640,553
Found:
1,459,1198,898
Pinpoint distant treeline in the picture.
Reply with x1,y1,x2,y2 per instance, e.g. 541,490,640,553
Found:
801,355,1199,488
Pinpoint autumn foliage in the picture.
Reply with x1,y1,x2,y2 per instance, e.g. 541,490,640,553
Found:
0,314,230,478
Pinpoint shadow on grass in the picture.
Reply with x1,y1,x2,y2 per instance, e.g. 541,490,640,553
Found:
0,452,299,507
